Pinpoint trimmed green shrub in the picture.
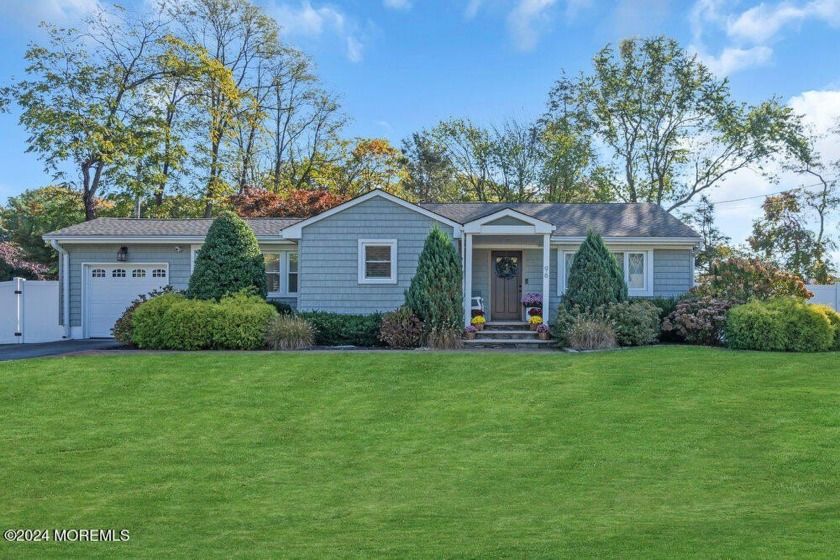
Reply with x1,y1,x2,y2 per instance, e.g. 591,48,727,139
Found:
604,301,660,346
379,306,424,348
662,296,734,346
567,319,616,350
160,299,216,351
725,298,833,352
187,212,266,300
812,305,840,351
112,286,178,346
405,225,463,347
212,293,278,350
131,293,185,349
265,315,315,350
563,230,627,311
297,311,385,347
268,300,294,315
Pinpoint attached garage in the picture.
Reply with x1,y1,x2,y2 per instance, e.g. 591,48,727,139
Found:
83,264,169,338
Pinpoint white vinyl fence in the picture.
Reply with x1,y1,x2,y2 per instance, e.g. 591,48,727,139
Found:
0,278,64,344
807,284,840,311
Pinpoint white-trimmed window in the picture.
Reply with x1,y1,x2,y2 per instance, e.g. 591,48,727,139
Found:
132,268,147,278
287,252,299,294
558,248,653,296
152,269,166,278
112,269,126,278
263,251,299,295
358,240,397,284
91,268,106,278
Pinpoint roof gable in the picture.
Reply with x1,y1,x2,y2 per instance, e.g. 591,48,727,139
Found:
463,207,554,234
280,189,462,239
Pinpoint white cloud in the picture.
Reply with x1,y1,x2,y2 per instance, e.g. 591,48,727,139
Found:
271,1,369,63
727,0,840,44
507,0,557,51
383,0,412,10
0,0,101,27
690,0,840,76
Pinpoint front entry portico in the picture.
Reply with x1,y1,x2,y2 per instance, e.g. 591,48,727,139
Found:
462,208,556,327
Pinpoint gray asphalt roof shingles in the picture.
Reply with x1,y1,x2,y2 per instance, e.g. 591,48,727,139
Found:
420,202,700,238
44,217,302,238
44,202,699,239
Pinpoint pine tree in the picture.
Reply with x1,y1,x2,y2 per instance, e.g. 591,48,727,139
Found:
563,230,627,310
405,225,463,329
187,212,266,300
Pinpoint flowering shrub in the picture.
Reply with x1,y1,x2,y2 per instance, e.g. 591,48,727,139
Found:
694,257,812,303
528,307,542,317
521,293,542,307
529,315,543,325
471,315,486,325
379,306,424,348
662,296,734,346
536,323,550,334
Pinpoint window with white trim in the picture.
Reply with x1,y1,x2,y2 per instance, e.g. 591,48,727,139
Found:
132,269,146,278
112,269,126,278
358,240,397,284
91,268,106,278
264,253,281,293
287,252,299,293
558,248,653,296
262,251,299,295
152,269,166,278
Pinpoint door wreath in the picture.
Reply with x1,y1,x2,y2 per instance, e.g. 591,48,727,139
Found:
495,256,518,279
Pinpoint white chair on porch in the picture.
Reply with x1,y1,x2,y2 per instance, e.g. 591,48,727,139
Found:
471,294,484,313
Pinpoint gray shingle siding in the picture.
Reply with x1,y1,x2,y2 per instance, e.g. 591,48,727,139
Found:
297,196,455,314
64,243,191,327
653,249,694,298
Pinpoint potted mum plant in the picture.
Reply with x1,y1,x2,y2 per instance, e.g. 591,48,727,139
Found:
471,315,486,331
464,325,478,340
521,293,542,318
528,315,543,331
536,323,551,340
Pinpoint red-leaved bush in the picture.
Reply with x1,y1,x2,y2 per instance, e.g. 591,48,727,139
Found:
229,187,348,218
0,242,50,280
662,296,734,346
694,257,812,303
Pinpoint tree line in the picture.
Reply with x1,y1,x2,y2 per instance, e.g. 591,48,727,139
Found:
0,0,837,281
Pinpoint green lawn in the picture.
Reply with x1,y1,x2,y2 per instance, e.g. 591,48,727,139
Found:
1,347,838,558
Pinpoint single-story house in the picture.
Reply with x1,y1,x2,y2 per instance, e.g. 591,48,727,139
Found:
43,189,701,339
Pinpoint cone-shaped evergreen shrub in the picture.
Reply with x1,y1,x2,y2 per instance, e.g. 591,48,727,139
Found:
563,230,627,310
405,225,463,331
187,212,266,300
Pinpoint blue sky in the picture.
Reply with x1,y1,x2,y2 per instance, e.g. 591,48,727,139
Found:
1,0,839,252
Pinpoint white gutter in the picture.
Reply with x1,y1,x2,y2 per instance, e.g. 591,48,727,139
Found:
50,239,71,339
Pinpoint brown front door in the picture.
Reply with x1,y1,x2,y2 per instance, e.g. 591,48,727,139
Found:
491,251,522,321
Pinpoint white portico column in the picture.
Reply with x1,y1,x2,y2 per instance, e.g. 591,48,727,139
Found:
464,233,473,327
542,234,551,322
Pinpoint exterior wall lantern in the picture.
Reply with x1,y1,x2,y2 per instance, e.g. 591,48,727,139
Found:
116,245,128,262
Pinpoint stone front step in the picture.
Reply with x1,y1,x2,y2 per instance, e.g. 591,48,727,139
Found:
463,338,555,349
475,329,536,340
482,322,531,331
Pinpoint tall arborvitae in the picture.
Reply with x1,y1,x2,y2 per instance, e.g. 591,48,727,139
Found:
563,230,627,310
405,224,463,329
187,212,266,300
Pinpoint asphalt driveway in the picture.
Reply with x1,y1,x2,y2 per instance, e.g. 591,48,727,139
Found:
0,339,123,361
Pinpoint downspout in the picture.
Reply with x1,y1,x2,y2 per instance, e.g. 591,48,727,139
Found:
50,239,71,339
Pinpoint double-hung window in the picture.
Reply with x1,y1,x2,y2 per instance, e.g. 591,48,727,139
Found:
263,251,299,295
358,240,397,284
558,248,652,296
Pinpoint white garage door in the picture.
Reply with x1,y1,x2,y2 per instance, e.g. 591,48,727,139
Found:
84,264,169,338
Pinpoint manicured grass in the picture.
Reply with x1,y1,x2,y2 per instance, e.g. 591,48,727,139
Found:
1,347,839,558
